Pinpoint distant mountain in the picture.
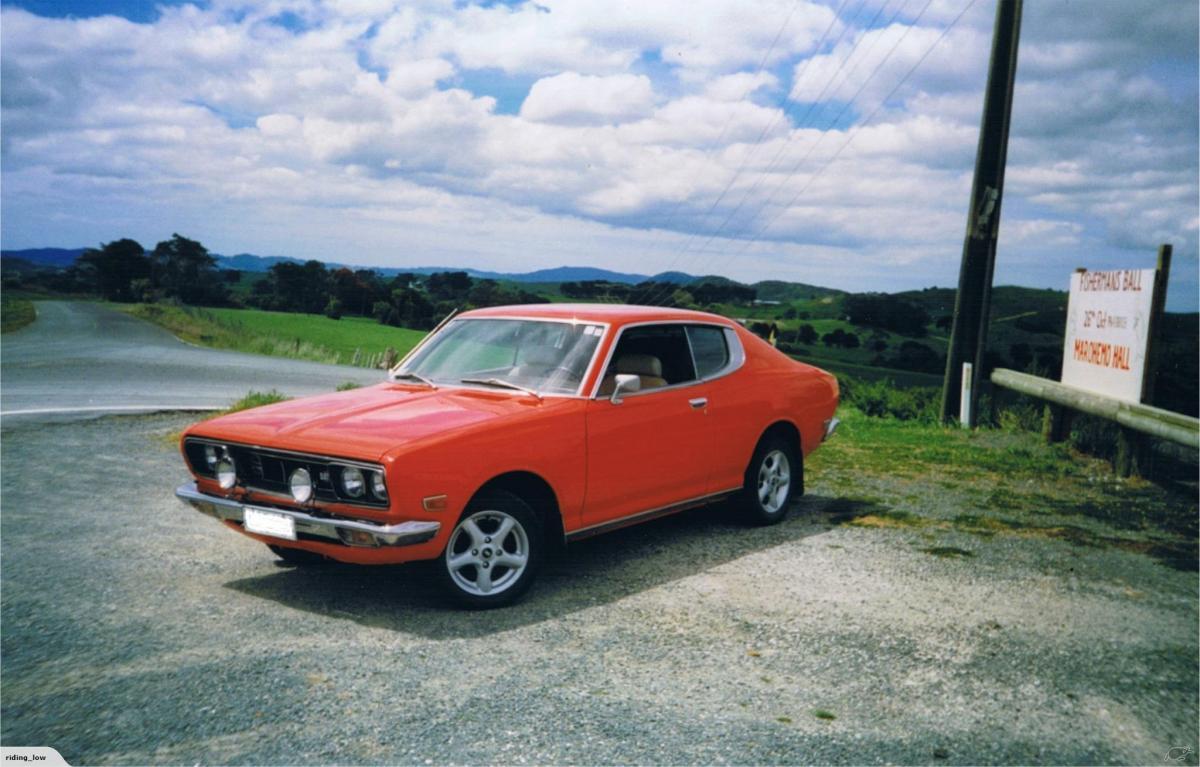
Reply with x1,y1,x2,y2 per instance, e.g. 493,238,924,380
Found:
648,271,696,284
216,253,308,271
208,254,690,285
1,247,87,267
0,256,56,275
752,279,846,301
515,266,654,283
0,248,685,285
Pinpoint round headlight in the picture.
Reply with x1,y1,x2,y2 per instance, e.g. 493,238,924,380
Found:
289,467,313,503
341,467,365,498
370,471,387,500
216,457,237,489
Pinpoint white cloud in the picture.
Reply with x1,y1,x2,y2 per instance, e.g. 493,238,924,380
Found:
704,71,778,102
520,72,655,125
0,0,1195,307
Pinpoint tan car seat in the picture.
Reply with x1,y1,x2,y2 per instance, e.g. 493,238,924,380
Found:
597,353,668,395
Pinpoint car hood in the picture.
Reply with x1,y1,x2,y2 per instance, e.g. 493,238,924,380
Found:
185,383,558,462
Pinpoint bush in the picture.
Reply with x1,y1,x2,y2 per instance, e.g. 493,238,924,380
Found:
226,390,290,413
840,377,939,422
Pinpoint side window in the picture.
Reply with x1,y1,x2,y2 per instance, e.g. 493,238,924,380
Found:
602,325,697,392
687,325,730,378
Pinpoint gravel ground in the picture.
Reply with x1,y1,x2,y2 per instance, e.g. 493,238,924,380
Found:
2,413,1196,765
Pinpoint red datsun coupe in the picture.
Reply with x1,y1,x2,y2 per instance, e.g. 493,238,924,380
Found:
177,305,839,607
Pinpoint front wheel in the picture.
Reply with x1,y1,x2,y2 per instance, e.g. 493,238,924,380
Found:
437,491,543,609
742,438,799,526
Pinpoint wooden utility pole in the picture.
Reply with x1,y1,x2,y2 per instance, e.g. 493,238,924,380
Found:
940,0,1024,425
1115,243,1173,476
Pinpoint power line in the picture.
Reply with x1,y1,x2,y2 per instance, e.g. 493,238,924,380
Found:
671,0,868,239
639,0,888,304
644,0,946,306
717,0,980,267
612,0,808,265
645,0,922,304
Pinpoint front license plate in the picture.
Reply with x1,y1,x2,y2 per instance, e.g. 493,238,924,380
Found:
243,508,297,540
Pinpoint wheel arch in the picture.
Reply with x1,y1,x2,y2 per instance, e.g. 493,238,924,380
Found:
471,471,565,549
753,420,804,494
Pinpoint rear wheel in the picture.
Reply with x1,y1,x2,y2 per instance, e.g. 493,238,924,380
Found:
742,437,799,526
437,491,542,609
268,544,328,566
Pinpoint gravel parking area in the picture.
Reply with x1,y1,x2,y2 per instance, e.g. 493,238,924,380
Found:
2,414,1196,765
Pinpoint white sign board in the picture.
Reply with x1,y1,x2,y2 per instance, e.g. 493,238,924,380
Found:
1061,268,1156,403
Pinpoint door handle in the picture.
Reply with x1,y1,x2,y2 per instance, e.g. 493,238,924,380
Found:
689,397,708,409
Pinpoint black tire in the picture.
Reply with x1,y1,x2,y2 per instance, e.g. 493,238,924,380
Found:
268,544,329,566
741,436,801,526
436,490,543,609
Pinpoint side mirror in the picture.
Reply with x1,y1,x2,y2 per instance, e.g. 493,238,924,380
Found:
610,374,641,404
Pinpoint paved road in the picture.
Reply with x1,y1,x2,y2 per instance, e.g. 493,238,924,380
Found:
0,302,384,422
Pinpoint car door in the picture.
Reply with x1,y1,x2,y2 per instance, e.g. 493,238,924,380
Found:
581,324,713,529
685,323,757,495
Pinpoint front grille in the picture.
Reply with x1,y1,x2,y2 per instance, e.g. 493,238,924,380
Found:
183,439,388,508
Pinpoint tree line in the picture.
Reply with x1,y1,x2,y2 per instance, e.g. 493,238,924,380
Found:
248,263,549,329
50,235,765,330
560,279,756,307
62,235,234,306
44,235,556,330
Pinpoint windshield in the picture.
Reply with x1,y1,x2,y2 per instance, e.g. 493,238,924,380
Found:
398,318,605,395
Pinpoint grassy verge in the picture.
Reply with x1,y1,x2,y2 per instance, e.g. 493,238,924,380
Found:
225,389,291,413
117,303,427,366
808,407,1198,570
2,297,36,333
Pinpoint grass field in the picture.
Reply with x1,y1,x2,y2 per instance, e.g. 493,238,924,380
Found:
1,296,36,333
791,353,943,388
119,303,427,366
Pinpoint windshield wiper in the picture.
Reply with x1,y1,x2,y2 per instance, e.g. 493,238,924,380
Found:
392,371,437,389
460,378,543,400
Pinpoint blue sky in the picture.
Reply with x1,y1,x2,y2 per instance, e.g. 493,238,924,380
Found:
2,0,1197,309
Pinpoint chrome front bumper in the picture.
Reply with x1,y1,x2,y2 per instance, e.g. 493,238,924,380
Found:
176,482,441,548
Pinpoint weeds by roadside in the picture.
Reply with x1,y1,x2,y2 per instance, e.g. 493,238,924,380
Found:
115,302,424,367
225,389,290,413
1,297,36,333
121,302,345,364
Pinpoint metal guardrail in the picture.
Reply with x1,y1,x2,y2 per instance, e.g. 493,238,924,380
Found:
990,368,1199,450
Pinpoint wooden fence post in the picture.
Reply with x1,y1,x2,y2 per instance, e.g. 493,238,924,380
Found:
1042,404,1071,443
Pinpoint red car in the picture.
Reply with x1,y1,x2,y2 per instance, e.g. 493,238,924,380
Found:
177,304,839,607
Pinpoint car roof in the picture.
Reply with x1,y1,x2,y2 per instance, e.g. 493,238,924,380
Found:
458,303,737,327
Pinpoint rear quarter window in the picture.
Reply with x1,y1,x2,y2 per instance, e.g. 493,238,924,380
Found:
688,325,730,378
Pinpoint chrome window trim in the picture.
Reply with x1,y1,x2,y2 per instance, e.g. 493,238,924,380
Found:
587,319,746,400
393,315,611,400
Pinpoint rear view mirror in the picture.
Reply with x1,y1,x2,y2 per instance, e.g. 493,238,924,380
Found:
610,374,640,404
